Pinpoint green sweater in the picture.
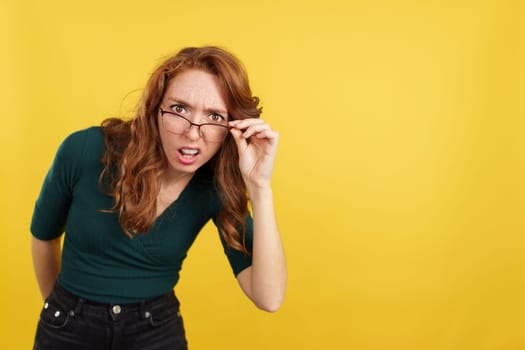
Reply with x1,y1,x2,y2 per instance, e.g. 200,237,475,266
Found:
31,127,252,303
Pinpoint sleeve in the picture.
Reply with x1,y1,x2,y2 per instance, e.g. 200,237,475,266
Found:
215,215,254,277
30,130,86,240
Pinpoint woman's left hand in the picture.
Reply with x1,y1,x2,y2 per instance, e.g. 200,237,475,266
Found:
230,118,286,312
229,118,279,189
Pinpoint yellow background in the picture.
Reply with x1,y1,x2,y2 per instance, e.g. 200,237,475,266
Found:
2,0,524,349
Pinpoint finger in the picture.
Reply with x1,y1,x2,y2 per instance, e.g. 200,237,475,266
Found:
229,128,247,151
229,118,266,126
229,118,266,129
241,124,272,139
254,129,279,141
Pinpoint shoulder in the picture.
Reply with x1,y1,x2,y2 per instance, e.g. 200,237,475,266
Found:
53,127,104,176
59,126,104,157
59,126,101,149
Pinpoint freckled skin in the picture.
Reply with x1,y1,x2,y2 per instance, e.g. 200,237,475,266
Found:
158,69,228,178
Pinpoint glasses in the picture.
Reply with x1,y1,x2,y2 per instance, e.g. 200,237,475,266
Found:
159,107,230,142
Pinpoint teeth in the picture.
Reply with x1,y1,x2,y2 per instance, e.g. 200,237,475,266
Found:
181,148,198,155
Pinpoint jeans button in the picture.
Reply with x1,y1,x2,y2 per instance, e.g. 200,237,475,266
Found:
112,305,121,314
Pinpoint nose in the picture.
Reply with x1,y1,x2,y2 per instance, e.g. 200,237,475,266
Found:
185,124,202,141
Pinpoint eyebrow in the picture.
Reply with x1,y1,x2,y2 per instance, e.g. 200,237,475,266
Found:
165,97,228,116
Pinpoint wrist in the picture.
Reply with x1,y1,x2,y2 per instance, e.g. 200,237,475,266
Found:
246,182,273,201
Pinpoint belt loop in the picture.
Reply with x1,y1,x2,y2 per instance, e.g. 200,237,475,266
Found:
70,297,84,317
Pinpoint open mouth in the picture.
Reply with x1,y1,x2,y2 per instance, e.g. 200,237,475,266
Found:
179,148,200,159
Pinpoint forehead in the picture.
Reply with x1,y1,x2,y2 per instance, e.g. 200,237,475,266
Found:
163,69,227,110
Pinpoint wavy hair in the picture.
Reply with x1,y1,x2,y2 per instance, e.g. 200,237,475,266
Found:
99,46,261,254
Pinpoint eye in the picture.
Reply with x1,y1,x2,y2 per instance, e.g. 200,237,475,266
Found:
170,104,186,114
209,113,226,123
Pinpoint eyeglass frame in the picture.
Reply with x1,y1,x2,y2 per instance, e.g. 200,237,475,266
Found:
159,107,231,141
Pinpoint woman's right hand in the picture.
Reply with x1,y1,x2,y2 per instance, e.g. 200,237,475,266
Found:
31,236,62,299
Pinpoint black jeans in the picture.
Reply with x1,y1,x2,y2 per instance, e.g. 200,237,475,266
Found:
33,282,188,350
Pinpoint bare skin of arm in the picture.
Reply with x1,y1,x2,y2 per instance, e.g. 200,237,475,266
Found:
31,236,62,300
230,118,287,312
236,186,286,312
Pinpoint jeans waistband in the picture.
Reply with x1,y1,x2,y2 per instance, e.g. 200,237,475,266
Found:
50,282,179,321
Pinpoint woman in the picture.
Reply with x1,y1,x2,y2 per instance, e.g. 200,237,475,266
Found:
31,46,287,350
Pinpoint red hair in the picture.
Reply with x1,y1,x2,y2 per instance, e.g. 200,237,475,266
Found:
100,46,261,253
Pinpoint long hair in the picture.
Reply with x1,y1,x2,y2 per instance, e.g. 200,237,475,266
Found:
100,46,261,253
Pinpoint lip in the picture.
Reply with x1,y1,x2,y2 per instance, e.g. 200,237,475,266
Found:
177,147,200,165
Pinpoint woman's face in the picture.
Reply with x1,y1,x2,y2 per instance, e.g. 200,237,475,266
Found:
158,69,229,178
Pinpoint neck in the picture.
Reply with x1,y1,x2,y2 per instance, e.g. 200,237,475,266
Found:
155,169,195,217
160,168,194,188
